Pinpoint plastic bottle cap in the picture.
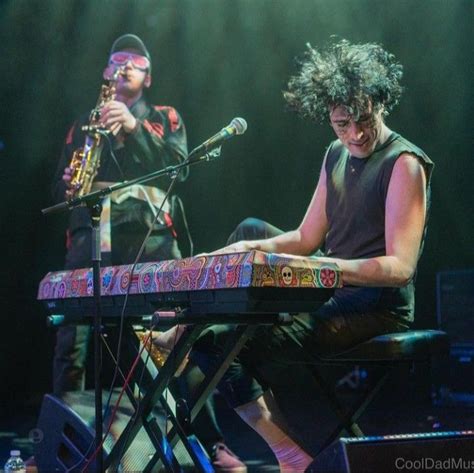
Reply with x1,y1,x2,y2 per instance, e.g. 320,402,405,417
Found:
9,450,20,456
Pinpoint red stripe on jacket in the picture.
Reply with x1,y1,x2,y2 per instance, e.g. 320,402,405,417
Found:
154,106,180,132
143,120,165,138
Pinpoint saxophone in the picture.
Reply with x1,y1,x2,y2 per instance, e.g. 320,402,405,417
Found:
66,68,123,199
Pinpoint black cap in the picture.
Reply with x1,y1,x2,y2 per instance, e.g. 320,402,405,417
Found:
110,34,151,71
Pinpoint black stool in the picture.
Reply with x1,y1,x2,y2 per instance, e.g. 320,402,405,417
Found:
309,329,450,453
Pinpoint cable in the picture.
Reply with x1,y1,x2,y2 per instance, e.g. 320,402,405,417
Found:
100,130,125,180
102,167,180,407
174,194,194,257
96,167,184,467
80,330,155,472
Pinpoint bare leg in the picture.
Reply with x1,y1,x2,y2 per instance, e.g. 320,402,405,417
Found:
148,325,186,350
235,391,313,473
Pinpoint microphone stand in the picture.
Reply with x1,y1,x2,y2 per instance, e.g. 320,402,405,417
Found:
41,146,221,472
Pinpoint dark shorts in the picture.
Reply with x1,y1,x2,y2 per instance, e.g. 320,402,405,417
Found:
191,308,409,408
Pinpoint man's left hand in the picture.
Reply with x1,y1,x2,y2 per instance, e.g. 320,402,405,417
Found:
101,100,137,135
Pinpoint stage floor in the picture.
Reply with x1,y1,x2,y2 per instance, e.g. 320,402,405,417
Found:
1,376,473,472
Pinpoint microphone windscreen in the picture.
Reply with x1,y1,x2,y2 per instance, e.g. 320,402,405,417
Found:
231,117,248,135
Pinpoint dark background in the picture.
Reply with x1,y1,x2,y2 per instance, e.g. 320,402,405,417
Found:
0,0,472,408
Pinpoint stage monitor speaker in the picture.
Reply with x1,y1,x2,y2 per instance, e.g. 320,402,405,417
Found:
34,390,193,472
34,393,103,472
306,431,474,473
436,269,474,344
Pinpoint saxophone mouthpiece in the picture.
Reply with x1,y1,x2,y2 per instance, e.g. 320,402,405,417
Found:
103,65,125,81
113,66,126,79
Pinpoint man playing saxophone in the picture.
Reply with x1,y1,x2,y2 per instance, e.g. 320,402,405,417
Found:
52,33,187,393
51,34,247,472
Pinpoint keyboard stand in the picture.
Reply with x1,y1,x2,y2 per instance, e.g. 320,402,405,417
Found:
105,313,290,472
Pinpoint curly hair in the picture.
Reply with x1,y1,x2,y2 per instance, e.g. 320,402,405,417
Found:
283,39,403,123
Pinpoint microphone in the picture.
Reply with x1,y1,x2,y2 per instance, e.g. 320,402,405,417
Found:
189,117,247,158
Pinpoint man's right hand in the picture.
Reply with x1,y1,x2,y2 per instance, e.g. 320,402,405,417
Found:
62,166,73,186
62,166,79,198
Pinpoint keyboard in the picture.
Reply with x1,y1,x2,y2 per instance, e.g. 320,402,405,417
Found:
38,250,341,320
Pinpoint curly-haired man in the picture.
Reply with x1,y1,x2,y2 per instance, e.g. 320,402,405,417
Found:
156,39,434,471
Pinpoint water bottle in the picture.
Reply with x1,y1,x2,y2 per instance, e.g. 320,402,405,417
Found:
3,450,26,473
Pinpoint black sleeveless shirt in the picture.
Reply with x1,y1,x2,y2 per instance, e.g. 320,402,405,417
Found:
324,132,434,322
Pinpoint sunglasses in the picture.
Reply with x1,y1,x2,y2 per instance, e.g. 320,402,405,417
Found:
109,52,150,71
